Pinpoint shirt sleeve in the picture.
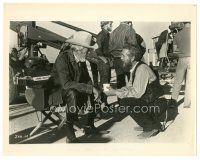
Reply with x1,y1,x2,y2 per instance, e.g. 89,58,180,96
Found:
116,66,150,99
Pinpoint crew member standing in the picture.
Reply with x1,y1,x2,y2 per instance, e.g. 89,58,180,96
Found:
109,21,141,89
169,22,191,108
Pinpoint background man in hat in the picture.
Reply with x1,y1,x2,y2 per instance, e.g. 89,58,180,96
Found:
109,21,141,89
52,31,105,143
96,21,113,86
86,21,113,109
88,21,113,87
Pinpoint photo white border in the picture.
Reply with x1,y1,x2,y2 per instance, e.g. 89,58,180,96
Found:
1,2,199,158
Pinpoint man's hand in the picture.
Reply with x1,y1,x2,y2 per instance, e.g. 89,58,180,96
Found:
93,87,101,102
99,56,108,63
104,88,117,96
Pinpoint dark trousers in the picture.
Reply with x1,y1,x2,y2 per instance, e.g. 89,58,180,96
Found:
90,60,111,105
90,60,111,88
119,97,161,131
62,89,97,140
98,59,111,84
90,62,99,87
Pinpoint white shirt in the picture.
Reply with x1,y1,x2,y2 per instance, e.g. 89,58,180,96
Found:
116,63,156,99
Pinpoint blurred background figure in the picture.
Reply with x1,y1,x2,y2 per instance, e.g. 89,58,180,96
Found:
96,21,113,88
136,33,146,62
169,22,191,108
86,21,113,108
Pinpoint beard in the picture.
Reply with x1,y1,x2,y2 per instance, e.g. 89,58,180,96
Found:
74,50,87,62
107,26,112,32
123,60,132,72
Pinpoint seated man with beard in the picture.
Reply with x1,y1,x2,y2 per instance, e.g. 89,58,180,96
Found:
51,31,108,143
104,49,165,138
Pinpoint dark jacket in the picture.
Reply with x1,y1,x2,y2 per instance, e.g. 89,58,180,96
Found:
136,33,146,54
51,49,93,94
155,30,168,56
109,23,140,58
135,33,146,61
96,29,110,58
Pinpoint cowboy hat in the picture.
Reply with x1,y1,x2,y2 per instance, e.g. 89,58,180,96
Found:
65,31,96,49
169,22,184,30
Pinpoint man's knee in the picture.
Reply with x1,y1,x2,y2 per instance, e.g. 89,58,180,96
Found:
67,89,77,98
62,89,77,104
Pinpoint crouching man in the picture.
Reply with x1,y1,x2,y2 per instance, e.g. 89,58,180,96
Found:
104,49,164,138
52,31,107,143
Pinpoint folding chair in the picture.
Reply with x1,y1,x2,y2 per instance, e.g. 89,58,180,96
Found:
25,87,66,137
